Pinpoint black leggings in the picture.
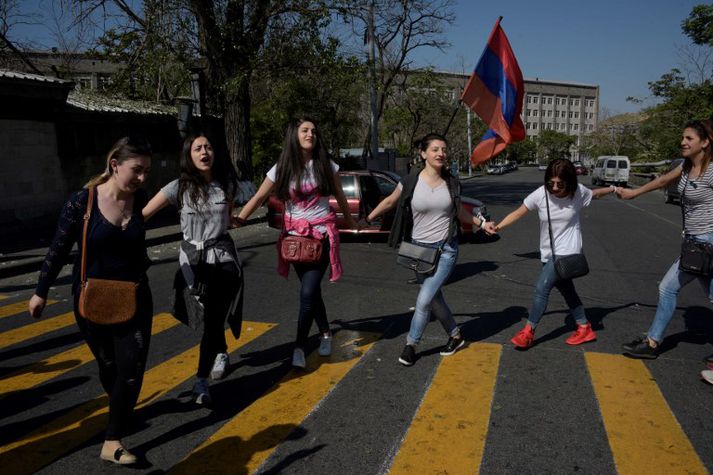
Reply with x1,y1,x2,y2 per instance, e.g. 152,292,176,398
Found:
293,240,330,349
196,261,242,378
74,283,153,441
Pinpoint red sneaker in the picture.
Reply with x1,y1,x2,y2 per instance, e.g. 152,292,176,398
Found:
511,324,535,349
566,323,596,345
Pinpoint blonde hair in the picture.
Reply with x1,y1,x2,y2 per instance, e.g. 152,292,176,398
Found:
84,136,152,188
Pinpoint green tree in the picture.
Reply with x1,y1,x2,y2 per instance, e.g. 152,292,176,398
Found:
536,130,576,162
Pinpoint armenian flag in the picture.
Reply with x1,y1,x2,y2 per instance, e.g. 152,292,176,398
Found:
461,18,525,165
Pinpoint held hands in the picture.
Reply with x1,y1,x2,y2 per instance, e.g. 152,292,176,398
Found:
28,294,46,319
615,187,635,200
482,221,498,235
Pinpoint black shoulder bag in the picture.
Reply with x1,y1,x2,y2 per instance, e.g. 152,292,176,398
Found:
678,174,713,276
545,189,590,280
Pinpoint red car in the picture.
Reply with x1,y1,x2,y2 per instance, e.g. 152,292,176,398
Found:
266,170,489,236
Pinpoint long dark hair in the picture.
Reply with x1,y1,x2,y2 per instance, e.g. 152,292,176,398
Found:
417,133,451,179
85,135,152,188
177,134,238,209
274,117,335,201
544,159,578,198
682,119,713,175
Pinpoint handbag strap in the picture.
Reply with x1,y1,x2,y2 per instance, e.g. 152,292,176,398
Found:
80,187,95,284
679,172,689,236
543,188,558,260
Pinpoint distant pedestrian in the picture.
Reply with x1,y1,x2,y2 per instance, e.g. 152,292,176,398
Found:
28,136,153,465
493,158,615,349
234,117,357,368
143,134,243,406
619,120,713,359
366,133,489,366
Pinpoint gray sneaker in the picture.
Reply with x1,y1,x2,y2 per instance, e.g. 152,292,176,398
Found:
318,334,332,356
292,348,306,369
192,378,212,405
210,353,229,380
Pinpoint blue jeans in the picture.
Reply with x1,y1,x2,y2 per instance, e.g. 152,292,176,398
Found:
527,258,587,328
407,239,460,345
647,232,713,343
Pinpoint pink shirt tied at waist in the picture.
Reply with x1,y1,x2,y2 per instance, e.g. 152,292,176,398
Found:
277,212,343,282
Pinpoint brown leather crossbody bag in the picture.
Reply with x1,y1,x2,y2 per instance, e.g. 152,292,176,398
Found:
78,187,139,325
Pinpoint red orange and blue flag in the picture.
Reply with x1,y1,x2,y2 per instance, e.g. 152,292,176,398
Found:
461,18,525,165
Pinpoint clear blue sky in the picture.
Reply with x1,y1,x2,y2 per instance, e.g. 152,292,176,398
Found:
10,0,705,115
415,0,705,114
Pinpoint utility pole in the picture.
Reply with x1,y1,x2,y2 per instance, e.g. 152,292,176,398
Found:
367,1,379,166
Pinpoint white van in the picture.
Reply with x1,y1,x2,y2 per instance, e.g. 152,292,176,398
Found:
592,156,630,187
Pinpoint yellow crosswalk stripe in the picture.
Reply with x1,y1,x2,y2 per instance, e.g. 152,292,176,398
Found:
0,321,275,474
0,299,57,319
0,313,179,397
388,343,502,474
0,294,9,301
169,329,379,475
0,312,76,351
586,352,707,474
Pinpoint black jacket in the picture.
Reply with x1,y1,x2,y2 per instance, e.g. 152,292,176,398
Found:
387,167,461,248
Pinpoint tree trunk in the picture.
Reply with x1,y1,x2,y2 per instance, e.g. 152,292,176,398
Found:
224,76,253,180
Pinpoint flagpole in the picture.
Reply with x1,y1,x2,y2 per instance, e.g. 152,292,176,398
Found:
466,107,473,177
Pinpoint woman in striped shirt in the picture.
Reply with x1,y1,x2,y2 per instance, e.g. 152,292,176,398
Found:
618,119,713,359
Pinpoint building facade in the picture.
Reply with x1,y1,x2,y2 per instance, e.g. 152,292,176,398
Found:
433,71,599,162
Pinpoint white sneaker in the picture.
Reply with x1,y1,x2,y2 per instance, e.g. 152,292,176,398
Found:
702,369,713,385
318,334,332,356
292,348,306,369
192,378,212,405
210,353,229,380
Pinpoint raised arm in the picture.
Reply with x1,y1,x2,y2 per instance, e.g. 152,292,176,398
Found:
618,166,682,200
367,185,402,222
495,204,530,232
233,176,275,226
142,190,170,221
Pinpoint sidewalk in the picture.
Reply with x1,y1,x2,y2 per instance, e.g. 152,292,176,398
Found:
0,206,267,280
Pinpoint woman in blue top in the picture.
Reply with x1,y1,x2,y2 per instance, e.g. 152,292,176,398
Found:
618,119,713,360
28,136,153,465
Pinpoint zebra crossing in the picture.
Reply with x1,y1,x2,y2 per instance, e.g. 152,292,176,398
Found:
0,292,709,474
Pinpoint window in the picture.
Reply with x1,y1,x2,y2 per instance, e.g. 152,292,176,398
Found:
533,96,538,104
589,124,594,131
373,175,397,196
569,111,573,118
339,176,357,198
533,123,538,129
547,97,553,104
533,110,538,117
547,110,552,117
574,99,579,106
606,161,617,169
618,160,629,169
573,124,579,131
574,112,579,119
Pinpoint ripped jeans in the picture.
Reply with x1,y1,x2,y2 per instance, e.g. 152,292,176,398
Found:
74,283,153,440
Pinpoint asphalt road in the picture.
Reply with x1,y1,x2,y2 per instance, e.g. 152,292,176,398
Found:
1,167,712,474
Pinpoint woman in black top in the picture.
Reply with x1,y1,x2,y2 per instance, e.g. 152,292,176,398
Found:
28,136,153,465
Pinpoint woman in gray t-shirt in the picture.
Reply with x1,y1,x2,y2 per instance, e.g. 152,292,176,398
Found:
143,134,242,406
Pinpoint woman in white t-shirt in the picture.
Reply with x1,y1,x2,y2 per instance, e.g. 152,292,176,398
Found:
494,159,615,349
235,117,357,369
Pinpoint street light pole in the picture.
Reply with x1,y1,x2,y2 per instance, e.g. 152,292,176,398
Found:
367,1,379,166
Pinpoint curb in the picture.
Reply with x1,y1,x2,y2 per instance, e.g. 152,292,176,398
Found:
0,214,267,280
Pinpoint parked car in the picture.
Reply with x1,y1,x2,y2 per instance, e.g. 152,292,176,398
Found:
266,170,490,237
591,155,630,187
487,164,506,175
664,158,684,204
573,162,588,175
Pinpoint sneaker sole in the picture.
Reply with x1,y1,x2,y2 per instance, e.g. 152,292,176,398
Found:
623,351,658,360
440,340,466,356
565,336,596,346
398,357,414,366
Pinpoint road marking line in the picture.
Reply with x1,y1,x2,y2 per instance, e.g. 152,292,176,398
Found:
586,352,706,474
0,312,76,351
0,299,57,319
169,329,379,475
0,312,179,397
388,343,501,475
0,294,9,301
0,321,275,474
